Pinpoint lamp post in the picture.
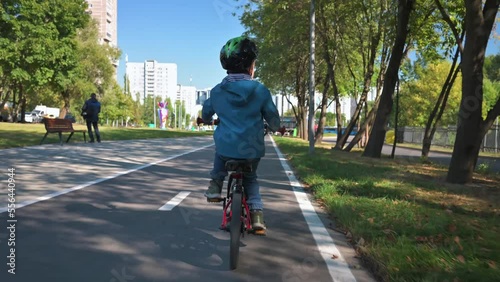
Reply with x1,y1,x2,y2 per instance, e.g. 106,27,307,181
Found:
308,0,316,154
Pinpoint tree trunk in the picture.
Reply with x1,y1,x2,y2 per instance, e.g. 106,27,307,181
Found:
345,95,381,152
334,15,381,150
422,48,461,157
333,74,342,143
447,0,499,183
18,84,26,123
315,69,332,145
0,91,10,117
363,0,414,158
61,89,71,119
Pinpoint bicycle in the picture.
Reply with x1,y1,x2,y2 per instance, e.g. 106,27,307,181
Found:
207,159,265,270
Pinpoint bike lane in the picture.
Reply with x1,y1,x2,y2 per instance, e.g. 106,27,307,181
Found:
0,137,375,282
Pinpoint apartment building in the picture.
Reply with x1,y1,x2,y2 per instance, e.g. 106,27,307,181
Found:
126,59,178,104
85,0,119,78
177,85,197,118
85,0,118,47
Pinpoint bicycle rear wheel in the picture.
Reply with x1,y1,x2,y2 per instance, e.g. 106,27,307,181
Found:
229,189,243,270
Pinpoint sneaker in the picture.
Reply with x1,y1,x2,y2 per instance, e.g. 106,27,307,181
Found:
250,210,266,230
204,179,223,199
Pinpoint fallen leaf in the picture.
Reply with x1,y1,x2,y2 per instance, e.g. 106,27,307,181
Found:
357,237,365,246
488,261,496,269
454,236,463,251
382,229,393,234
448,224,457,233
406,256,412,262
367,218,374,224
331,254,339,259
457,255,465,263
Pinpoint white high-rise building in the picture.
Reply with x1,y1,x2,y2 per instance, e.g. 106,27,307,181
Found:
176,85,197,118
126,59,178,104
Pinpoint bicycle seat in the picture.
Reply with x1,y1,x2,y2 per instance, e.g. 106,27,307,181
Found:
225,160,253,172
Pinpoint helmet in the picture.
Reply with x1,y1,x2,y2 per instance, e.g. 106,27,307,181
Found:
220,36,258,73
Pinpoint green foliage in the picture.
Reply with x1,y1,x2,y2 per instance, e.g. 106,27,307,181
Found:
315,111,336,126
0,0,124,120
397,60,461,127
483,78,500,119
240,1,310,94
484,54,500,82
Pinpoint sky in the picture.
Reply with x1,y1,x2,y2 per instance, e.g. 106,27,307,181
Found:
115,1,500,91
116,0,249,90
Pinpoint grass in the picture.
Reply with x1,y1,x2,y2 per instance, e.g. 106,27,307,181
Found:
0,122,212,149
274,137,500,282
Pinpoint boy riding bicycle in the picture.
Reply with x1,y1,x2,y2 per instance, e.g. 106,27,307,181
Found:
202,36,280,231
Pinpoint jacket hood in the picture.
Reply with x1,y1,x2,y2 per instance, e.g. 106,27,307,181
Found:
220,80,258,106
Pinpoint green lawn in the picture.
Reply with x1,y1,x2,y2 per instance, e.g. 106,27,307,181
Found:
274,137,499,282
0,122,212,148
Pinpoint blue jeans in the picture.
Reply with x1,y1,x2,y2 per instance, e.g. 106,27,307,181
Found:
210,152,263,210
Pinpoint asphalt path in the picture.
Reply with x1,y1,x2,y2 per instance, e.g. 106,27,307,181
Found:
322,137,500,173
0,136,375,282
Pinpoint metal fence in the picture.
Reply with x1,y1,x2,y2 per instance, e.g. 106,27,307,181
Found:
397,124,500,152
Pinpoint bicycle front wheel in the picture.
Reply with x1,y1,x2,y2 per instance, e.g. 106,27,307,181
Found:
229,190,243,270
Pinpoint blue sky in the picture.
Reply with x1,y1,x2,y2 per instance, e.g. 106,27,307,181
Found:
116,1,500,90
116,0,248,90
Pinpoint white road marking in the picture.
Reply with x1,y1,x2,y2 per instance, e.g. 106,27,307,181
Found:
270,137,357,282
158,192,191,211
0,145,213,213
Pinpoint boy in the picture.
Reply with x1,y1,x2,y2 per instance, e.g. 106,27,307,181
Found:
202,36,280,231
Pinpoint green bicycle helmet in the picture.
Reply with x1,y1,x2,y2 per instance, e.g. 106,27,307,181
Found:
220,36,258,73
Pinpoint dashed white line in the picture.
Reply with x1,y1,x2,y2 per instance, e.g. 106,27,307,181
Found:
158,191,191,211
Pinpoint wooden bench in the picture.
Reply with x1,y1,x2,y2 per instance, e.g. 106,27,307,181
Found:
40,118,87,145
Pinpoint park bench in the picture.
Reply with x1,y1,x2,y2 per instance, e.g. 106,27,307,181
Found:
40,118,87,145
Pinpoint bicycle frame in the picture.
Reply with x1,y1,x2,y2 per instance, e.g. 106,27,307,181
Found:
220,172,252,233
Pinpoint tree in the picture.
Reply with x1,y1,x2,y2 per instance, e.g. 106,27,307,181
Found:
51,17,120,118
398,60,462,127
363,0,415,158
332,0,388,150
447,0,500,183
241,1,311,139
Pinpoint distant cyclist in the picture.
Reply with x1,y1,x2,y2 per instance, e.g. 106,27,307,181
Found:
202,36,280,231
